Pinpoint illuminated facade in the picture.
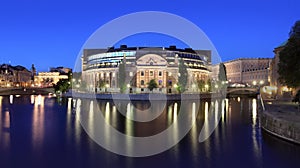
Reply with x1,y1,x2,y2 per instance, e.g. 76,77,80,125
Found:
221,58,271,86
34,72,68,87
82,46,211,93
0,64,32,87
269,42,295,97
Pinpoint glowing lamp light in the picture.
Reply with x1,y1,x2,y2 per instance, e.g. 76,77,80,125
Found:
259,80,264,85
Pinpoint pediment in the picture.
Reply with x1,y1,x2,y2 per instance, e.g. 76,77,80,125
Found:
136,54,167,66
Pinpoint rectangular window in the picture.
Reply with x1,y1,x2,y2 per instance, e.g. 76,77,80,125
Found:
141,71,144,76
158,71,162,76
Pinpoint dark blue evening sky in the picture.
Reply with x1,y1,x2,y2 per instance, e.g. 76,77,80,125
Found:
0,0,299,71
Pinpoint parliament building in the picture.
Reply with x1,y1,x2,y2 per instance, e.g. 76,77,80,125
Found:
81,46,211,93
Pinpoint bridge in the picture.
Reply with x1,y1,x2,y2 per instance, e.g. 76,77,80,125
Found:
227,87,259,95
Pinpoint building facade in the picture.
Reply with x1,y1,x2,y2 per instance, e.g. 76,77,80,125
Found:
269,41,295,97
81,46,211,93
34,72,68,87
221,58,272,86
0,64,32,87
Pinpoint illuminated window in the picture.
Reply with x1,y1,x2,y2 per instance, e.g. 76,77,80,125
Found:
129,72,133,77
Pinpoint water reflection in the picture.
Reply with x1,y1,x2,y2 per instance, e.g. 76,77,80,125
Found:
31,95,35,104
1,95,299,167
32,95,45,149
9,95,13,104
252,99,257,125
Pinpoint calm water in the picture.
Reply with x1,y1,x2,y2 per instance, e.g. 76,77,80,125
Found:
0,95,299,168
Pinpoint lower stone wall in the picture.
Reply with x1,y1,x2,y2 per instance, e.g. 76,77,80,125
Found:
261,112,300,144
67,92,214,101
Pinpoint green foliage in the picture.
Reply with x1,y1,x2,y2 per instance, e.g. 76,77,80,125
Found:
206,78,212,92
218,63,227,82
118,60,126,93
148,79,158,91
278,36,300,88
97,79,106,88
197,79,205,92
292,90,300,104
178,58,188,93
53,79,70,93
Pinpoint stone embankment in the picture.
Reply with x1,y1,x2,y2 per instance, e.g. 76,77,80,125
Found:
0,87,54,95
261,100,300,144
64,91,218,101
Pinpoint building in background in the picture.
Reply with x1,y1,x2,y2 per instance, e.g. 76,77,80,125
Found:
34,72,68,87
0,64,32,87
50,67,72,75
269,41,294,98
81,45,211,93
221,58,271,86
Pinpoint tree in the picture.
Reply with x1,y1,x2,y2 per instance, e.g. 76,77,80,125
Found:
97,79,106,89
206,78,212,92
197,79,205,92
278,36,300,88
147,79,158,92
177,58,188,93
118,60,126,93
53,79,70,93
293,90,300,112
289,20,300,39
218,63,227,82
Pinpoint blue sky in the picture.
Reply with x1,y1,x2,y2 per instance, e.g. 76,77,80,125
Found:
0,0,299,71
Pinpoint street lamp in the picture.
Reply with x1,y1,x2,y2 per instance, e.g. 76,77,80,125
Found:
252,80,257,86
259,80,264,85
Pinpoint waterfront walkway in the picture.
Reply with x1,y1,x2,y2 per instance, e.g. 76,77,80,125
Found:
261,99,300,144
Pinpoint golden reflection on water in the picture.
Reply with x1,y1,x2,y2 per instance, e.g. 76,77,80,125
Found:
31,95,35,104
105,102,110,123
252,99,257,125
32,95,45,149
221,99,225,123
173,103,178,122
9,95,13,104
1,96,10,149
251,98,262,164
167,104,172,125
192,102,196,122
